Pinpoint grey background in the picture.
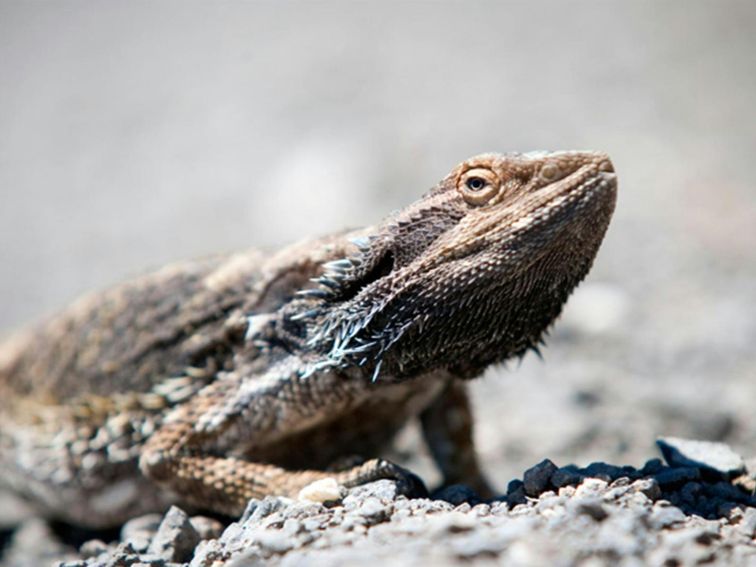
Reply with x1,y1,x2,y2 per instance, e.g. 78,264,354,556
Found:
1,1,754,486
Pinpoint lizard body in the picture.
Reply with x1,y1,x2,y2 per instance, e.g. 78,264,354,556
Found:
0,151,616,527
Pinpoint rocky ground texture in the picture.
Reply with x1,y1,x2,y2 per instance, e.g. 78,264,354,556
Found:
2,438,754,567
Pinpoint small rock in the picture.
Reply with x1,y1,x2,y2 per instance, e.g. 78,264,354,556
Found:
281,518,302,538
256,529,296,554
147,505,201,563
732,473,756,493
649,504,686,528
432,484,480,506
79,538,109,558
356,496,392,524
737,508,756,538
426,511,476,535
121,513,163,553
654,466,700,488
189,538,225,567
743,457,756,480
657,437,745,480
190,516,224,541
454,502,472,513
472,503,491,516
523,459,558,497
297,477,344,503
241,496,289,523
632,478,661,501
106,542,142,566
346,479,400,502
574,478,609,497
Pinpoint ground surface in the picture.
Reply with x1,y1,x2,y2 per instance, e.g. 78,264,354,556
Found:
1,2,755,566
4,439,756,566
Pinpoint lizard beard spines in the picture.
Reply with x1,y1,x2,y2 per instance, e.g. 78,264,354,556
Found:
254,151,616,383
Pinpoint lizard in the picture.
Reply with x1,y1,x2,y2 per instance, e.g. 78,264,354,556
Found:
0,151,617,528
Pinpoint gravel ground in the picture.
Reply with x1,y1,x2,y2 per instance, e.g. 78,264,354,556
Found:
1,2,755,566
3,439,755,566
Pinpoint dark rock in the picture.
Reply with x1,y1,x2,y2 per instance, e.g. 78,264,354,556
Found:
583,462,626,482
550,466,584,488
621,466,642,480
505,479,527,507
523,459,558,497
640,458,665,475
654,466,700,488
432,484,480,506
702,481,752,504
147,506,201,563
679,482,703,504
657,437,745,480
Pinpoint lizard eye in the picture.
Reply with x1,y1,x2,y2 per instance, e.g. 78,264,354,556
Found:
466,177,487,191
458,168,501,205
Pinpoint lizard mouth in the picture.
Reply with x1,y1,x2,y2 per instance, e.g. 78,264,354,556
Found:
499,163,617,250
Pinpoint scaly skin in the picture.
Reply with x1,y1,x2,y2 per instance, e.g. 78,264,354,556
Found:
0,151,616,527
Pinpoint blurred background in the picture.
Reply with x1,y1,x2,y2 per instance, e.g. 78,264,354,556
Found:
0,1,754,488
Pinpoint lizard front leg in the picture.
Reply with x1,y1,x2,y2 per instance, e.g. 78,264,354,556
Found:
420,380,495,498
139,361,423,517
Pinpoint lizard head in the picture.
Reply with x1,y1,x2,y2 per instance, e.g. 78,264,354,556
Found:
291,151,617,381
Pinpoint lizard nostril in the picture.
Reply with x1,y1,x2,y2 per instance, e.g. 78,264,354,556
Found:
598,160,615,173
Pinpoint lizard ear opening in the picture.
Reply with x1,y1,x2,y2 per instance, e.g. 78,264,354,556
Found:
328,247,395,304
341,249,394,302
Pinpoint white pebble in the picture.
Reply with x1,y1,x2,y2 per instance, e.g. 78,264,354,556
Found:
297,478,343,503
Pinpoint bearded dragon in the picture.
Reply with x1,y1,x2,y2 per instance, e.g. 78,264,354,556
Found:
0,151,617,527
